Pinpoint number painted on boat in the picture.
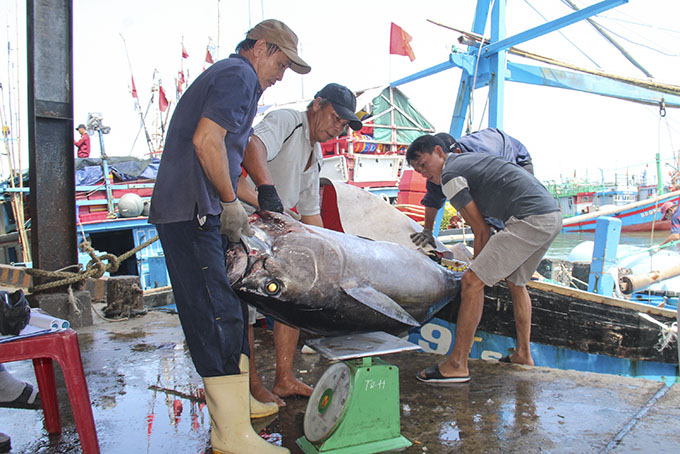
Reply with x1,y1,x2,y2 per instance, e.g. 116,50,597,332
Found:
416,323,453,354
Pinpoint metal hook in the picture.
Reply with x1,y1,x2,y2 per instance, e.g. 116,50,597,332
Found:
659,98,667,118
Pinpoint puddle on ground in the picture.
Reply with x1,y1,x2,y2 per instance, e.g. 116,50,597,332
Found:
440,420,462,442
108,330,148,341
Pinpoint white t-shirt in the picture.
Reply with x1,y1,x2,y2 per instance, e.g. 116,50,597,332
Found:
251,109,322,216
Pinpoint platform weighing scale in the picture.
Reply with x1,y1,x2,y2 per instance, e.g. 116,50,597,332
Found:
296,331,420,454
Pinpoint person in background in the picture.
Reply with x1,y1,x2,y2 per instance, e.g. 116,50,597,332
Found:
410,129,534,249
149,19,310,454
74,124,90,158
406,134,561,383
658,201,680,247
238,82,362,407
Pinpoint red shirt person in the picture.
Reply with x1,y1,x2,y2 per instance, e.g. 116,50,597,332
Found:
74,124,90,157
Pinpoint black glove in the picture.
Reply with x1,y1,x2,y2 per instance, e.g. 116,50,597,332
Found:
410,229,436,248
257,184,284,213
0,289,31,336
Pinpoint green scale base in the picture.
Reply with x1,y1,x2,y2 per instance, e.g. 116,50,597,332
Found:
296,356,412,454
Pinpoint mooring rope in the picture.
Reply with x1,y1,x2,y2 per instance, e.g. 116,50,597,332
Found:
25,234,159,293
638,312,678,352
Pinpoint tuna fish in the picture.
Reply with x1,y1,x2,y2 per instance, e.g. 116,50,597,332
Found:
226,211,461,336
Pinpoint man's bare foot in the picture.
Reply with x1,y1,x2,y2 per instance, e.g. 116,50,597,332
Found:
251,383,286,407
507,353,534,366
273,376,313,398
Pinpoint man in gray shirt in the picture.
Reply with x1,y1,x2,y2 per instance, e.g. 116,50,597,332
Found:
406,134,561,384
411,129,533,248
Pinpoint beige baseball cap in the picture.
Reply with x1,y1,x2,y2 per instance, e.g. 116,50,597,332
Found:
246,19,311,74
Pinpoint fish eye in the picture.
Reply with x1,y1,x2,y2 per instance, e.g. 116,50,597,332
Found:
264,279,281,295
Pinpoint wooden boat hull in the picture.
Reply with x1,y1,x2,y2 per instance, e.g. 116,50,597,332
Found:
418,280,678,366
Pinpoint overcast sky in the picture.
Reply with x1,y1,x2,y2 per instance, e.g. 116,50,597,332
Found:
2,0,680,183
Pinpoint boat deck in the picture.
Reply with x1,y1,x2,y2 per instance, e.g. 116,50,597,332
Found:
1,306,678,453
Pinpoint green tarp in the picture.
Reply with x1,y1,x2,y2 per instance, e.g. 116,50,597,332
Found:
371,87,435,144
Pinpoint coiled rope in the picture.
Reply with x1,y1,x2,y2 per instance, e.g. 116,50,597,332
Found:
25,235,159,293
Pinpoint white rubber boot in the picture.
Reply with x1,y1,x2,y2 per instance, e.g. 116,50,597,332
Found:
203,372,289,454
238,354,279,419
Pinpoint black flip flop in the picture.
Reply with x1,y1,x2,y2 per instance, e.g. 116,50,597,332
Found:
0,383,41,410
0,432,10,452
416,364,470,384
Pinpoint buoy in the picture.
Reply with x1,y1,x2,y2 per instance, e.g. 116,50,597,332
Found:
118,193,144,217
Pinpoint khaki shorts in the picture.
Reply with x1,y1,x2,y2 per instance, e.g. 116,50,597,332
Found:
469,211,562,286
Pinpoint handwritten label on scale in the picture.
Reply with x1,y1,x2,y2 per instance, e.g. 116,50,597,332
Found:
364,379,387,391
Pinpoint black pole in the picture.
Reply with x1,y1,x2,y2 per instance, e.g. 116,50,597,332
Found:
26,0,77,276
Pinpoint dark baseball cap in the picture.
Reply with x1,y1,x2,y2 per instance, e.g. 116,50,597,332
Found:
76,124,86,130
246,19,311,74
315,83,362,131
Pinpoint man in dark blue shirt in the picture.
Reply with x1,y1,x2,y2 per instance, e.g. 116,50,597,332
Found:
406,134,561,384
411,129,533,247
149,19,309,454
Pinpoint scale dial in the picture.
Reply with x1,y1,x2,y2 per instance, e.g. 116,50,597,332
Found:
303,362,352,442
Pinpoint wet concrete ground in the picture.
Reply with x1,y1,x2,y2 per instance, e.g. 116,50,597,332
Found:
1,306,679,453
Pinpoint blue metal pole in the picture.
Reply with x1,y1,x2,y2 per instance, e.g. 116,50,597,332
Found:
587,216,622,296
488,0,507,129
390,61,456,88
432,205,445,236
482,0,628,56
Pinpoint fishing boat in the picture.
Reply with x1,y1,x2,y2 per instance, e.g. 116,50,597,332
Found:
0,104,169,293
561,189,680,232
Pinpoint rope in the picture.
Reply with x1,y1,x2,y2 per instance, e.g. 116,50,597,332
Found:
67,285,81,315
91,303,129,323
638,313,678,352
25,234,159,293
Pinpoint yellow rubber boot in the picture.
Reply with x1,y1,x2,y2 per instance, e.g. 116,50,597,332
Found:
239,354,279,419
203,372,289,454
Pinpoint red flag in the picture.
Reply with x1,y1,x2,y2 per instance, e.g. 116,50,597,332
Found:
130,75,139,99
389,22,415,61
182,44,189,59
159,84,169,112
205,47,214,64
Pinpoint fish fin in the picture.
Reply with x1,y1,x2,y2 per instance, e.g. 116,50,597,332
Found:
342,285,420,327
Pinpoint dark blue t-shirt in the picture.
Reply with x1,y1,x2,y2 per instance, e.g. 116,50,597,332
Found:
149,54,263,224
421,128,532,209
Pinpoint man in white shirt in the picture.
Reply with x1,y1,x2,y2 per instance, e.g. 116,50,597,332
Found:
238,83,362,407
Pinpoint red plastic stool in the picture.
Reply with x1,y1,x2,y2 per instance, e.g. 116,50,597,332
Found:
0,329,99,453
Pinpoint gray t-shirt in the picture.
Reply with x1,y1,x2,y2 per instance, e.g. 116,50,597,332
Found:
422,128,532,209
441,153,559,221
